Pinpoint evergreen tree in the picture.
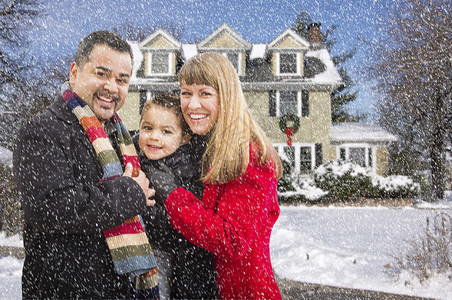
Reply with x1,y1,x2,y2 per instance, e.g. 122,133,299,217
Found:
292,11,364,122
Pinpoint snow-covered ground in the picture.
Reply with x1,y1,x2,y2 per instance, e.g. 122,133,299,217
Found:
1,202,452,299
271,203,452,300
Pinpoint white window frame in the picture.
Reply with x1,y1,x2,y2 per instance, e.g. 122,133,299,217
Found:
276,90,302,117
275,143,316,174
337,143,377,172
276,52,301,76
221,52,242,76
147,52,172,76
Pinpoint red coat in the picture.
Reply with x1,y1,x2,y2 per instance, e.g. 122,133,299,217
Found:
165,146,282,299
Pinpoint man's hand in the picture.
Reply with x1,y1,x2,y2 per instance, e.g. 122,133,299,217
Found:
123,163,156,206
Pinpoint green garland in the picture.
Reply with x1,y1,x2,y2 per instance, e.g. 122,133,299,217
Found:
279,113,300,134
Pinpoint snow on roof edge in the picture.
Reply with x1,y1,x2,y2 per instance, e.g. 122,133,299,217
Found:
331,122,397,143
127,41,143,80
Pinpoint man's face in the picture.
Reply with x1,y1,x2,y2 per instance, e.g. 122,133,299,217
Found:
69,44,132,123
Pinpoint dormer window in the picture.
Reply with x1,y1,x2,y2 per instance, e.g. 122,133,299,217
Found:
277,53,300,76
221,52,242,75
148,52,171,76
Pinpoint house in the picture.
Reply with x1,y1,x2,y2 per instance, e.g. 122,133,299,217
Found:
119,23,396,176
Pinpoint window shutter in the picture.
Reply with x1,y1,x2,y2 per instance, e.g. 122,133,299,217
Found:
315,143,323,167
340,148,346,160
302,90,309,117
269,90,276,116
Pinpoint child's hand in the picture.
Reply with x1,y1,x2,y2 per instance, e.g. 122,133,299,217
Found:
124,163,156,206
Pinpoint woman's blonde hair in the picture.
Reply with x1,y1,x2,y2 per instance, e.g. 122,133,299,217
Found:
178,52,282,184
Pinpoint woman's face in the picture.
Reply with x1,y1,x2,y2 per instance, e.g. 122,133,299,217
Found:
180,83,219,135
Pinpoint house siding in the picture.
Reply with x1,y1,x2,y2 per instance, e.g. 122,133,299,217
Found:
203,32,242,48
376,146,388,176
143,36,175,48
119,91,141,131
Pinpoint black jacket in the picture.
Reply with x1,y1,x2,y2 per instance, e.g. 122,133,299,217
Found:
13,95,147,299
136,134,218,299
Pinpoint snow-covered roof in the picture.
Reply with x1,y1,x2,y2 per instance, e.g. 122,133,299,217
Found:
0,146,12,167
182,44,198,60
305,49,342,84
331,122,397,144
250,44,267,59
127,41,143,80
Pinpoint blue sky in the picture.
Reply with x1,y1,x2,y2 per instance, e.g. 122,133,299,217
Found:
28,0,396,119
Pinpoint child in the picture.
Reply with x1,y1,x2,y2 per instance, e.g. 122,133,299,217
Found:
137,92,218,299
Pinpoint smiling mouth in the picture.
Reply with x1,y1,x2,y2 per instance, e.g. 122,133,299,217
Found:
95,93,118,106
147,145,162,151
189,113,208,120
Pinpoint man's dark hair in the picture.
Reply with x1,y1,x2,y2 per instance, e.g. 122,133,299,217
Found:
75,30,133,69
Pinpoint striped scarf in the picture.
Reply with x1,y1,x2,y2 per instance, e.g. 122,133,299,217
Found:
61,82,159,299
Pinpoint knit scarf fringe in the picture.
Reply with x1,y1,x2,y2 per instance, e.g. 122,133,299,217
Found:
61,82,159,298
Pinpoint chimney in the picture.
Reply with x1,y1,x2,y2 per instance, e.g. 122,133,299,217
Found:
308,22,321,43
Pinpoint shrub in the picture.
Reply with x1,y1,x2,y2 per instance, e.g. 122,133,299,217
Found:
373,175,420,199
279,176,327,204
278,156,327,204
389,212,452,284
279,160,420,204
277,160,296,193
314,160,379,202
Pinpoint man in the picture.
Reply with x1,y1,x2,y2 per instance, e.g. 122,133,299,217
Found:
13,31,155,299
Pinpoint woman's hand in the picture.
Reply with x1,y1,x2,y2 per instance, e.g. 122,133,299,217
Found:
150,164,180,201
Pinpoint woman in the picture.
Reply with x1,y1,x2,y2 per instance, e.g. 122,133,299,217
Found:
156,52,282,299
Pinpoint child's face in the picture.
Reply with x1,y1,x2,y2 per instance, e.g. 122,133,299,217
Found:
139,104,189,160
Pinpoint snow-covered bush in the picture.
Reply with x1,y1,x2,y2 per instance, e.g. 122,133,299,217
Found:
314,160,378,202
277,156,327,204
373,175,420,199
278,175,327,204
277,160,296,193
314,160,419,202
278,159,419,204
0,164,23,236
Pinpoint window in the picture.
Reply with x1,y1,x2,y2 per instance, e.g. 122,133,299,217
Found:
280,91,298,116
276,144,315,174
349,147,366,167
283,146,295,169
278,53,299,75
340,148,346,160
300,147,312,173
269,90,309,117
338,145,375,170
148,53,171,75
222,52,241,75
